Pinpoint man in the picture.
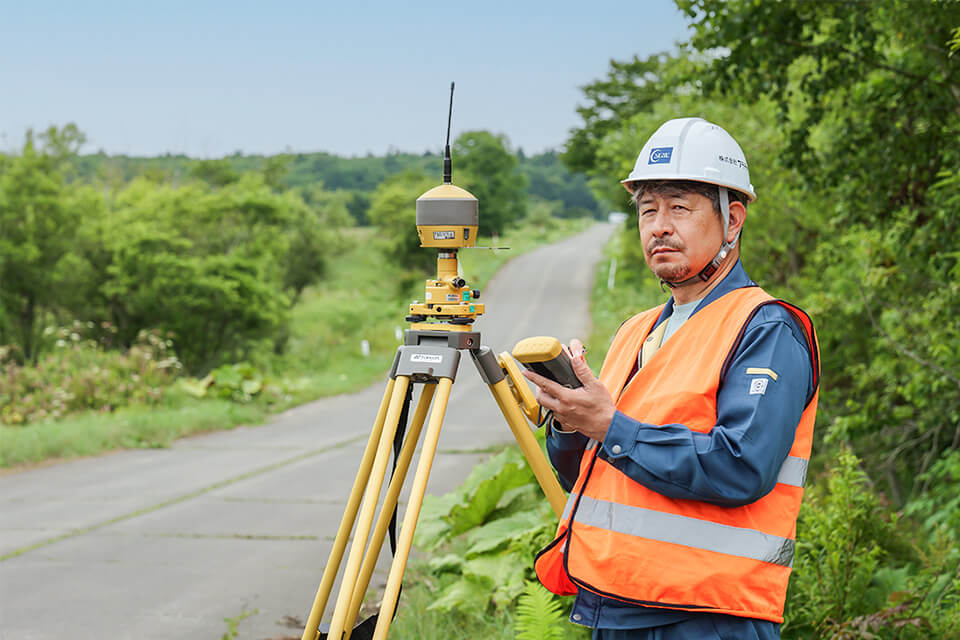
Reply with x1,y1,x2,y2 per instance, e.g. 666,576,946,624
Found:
522,117,819,640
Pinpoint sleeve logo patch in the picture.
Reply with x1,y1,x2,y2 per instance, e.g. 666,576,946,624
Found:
749,378,769,395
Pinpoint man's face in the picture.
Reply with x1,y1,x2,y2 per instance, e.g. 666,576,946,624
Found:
636,188,723,283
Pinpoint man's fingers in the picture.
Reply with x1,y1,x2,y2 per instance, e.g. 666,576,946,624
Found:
535,387,560,413
569,338,585,358
524,374,561,412
522,368,567,398
570,352,597,387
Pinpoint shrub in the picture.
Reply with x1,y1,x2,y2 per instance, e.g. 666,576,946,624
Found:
367,172,437,273
177,361,308,405
0,322,181,425
785,449,960,639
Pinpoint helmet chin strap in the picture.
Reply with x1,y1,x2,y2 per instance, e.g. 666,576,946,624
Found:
660,186,739,290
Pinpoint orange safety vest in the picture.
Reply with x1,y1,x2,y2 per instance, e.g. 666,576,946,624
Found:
534,287,819,623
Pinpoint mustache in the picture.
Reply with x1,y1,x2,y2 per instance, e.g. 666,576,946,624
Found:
647,238,684,253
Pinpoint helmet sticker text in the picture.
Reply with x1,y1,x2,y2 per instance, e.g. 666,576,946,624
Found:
718,154,748,170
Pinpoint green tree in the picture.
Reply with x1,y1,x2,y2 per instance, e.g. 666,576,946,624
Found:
453,131,527,236
262,154,293,191
678,0,959,205
519,151,602,219
283,185,351,305
0,126,92,361
77,174,340,373
367,171,436,273
563,53,677,176
560,54,695,210
189,158,240,186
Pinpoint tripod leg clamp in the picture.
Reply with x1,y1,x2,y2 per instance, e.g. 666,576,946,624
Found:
470,346,505,384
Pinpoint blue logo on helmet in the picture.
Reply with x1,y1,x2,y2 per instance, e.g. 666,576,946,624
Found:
648,147,673,164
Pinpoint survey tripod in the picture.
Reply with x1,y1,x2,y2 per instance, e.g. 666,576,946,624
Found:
299,250,567,640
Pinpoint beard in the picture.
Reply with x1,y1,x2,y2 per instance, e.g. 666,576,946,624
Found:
646,238,690,282
652,261,691,283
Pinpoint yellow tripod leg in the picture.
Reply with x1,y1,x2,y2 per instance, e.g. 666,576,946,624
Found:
372,377,454,640
341,383,437,638
325,375,411,640
301,378,397,640
488,378,566,518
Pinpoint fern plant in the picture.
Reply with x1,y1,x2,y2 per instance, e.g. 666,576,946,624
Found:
514,582,567,640
414,443,561,610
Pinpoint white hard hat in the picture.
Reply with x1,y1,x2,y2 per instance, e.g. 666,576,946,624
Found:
621,117,756,202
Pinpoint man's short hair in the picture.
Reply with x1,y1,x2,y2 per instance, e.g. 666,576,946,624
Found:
630,180,749,215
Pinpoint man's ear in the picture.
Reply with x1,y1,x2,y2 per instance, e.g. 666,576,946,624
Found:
727,200,746,244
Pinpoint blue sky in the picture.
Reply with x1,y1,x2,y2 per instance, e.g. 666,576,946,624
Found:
1,1,691,158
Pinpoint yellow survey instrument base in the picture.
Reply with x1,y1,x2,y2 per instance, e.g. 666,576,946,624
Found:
409,321,475,332
408,301,484,317
408,251,484,324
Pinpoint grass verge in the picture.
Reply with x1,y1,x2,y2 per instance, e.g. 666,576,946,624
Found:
0,394,264,469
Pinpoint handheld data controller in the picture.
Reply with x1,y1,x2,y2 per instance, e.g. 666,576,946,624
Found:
512,336,583,389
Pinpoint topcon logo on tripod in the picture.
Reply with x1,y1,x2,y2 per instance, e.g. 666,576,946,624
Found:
648,147,673,164
411,353,443,363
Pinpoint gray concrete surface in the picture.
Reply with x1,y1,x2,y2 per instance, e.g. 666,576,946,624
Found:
0,223,615,640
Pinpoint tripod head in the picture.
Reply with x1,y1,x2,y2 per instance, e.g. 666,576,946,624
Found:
406,82,485,331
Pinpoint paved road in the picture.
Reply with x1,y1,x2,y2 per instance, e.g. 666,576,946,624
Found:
0,223,616,640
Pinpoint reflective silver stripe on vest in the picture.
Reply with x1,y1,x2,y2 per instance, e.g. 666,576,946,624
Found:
573,495,795,567
560,491,577,524
776,456,808,488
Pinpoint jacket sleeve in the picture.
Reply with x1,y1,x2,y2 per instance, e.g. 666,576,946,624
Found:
600,306,814,507
545,422,590,492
